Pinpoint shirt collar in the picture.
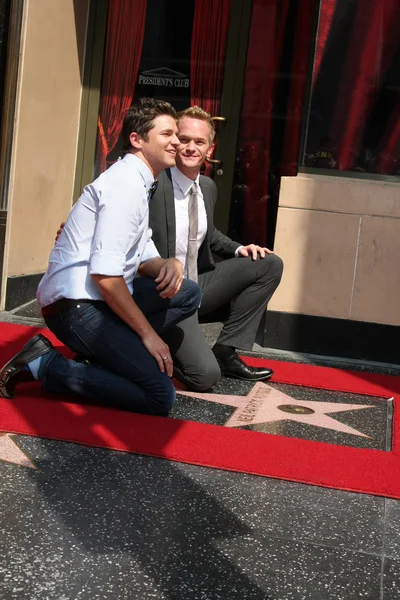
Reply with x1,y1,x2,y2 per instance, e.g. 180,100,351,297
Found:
122,153,155,192
171,166,200,196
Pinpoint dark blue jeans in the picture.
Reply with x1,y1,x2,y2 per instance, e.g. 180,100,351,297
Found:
42,277,201,416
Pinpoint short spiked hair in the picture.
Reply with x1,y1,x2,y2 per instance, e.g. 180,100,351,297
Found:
177,106,215,144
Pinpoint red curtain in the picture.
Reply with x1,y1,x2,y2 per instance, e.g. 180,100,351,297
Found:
190,0,231,116
321,0,400,171
377,95,400,174
238,0,317,245
96,0,147,174
282,0,318,177
190,0,231,174
312,0,337,89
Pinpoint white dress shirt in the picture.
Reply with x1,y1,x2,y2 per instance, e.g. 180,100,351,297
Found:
37,153,159,307
170,166,208,276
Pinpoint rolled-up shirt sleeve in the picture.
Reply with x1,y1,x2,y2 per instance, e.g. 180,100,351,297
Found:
90,176,145,276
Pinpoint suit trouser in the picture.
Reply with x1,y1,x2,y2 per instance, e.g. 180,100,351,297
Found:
163,254,283,391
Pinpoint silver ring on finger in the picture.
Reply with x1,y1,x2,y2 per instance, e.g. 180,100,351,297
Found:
162,356,169,361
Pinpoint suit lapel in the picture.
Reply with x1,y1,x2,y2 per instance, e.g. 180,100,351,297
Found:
163,169,177,257
199,177,213,237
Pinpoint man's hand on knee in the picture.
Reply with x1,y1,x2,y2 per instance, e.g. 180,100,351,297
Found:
237,244,273,260
154,258,183,299
139,257,183,299
142,330,173,376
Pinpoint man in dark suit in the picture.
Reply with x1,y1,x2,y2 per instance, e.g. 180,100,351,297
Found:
149,106,283,391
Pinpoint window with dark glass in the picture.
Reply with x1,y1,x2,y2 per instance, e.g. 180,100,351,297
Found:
93,0,318,247
303,0,400,177
227,0,318,247
94,0,231,176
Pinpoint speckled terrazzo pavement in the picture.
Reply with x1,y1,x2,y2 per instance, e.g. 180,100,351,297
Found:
1,303,400,598
1,438,400,600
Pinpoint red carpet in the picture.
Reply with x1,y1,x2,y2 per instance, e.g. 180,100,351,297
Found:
1,322,400,498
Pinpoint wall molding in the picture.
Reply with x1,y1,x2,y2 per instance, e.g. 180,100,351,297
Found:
262,310,400,365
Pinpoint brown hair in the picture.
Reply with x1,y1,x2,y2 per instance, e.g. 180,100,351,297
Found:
177,106,215,144
122,97,177,152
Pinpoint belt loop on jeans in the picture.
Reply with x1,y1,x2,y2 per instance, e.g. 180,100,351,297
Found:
41,298,102,318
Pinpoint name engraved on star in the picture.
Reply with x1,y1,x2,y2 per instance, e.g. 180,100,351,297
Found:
237,388,272,422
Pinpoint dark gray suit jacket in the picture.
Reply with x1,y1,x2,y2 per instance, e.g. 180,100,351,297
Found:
149,169,240,275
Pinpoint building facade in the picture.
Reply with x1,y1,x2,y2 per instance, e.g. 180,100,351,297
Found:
1,0,399,364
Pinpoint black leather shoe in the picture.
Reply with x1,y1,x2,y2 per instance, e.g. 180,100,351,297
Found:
216,353,273,381
0,334,54,399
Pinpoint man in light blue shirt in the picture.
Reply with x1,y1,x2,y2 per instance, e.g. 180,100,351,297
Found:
0,98,201,416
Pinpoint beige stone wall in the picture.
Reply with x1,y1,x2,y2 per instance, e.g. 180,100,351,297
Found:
4,0,89,283
270,174,400,326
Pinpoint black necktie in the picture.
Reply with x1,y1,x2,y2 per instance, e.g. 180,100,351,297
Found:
149,180,158,198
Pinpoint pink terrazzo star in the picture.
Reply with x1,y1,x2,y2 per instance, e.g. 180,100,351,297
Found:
178,383,382,436
0,433,37,468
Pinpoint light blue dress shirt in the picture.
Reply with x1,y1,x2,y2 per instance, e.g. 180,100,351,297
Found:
37,153,160,307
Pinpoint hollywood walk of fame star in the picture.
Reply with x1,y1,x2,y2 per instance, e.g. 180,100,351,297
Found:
0,433,37,468
178,383,384,437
